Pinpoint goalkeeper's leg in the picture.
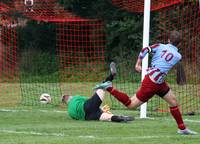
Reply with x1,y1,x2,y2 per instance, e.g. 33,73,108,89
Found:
85,89,105,110
103,62,117,82
99,112,134,122
84,89,105,120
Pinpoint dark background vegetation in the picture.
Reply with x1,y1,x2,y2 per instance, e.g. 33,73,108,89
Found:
13,0,199,83
17,0,148,78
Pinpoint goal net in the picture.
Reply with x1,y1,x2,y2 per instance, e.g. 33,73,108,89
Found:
0,0,107,108
0,0,199,116
0,3,20,107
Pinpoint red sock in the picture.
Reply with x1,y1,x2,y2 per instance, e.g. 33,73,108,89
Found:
107,87,131,106
170,106,186,130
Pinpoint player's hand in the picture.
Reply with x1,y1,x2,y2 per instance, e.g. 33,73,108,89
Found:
135,58,142,72
135,64,142,72
102,104,112,114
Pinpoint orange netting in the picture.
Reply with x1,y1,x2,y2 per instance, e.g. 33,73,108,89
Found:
1,0,87,22
0,2,12,14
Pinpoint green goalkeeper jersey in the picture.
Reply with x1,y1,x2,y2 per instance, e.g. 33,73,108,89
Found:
67,95,88,120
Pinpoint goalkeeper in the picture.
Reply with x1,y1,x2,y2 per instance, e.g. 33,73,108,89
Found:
62,62,134,122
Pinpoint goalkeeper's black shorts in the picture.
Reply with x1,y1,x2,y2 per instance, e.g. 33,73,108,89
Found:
84,93,103,120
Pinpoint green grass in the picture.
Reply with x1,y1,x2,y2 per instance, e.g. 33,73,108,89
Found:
0,108,200,144
0,82,199,115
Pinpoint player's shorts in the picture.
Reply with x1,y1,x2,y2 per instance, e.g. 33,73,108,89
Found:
136,75,170,102
84,93,103,120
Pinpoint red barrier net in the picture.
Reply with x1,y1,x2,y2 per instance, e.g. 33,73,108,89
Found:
0,13,19,106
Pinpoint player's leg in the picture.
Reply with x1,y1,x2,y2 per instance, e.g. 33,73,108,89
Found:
93,62,116,90
99,112,134,122
162,90,186,129
159,84,197,135
128,95,144,109
94,82,145,109
103,62,117,82
84,88,134,122
85,89,105,109
94,81,132,107
84,89,105,120
94,75,155,109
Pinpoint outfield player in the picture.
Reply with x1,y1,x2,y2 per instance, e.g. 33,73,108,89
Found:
94,31,197,135
62,62,134,122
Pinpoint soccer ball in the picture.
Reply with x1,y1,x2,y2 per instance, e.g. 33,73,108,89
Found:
39,93,51,104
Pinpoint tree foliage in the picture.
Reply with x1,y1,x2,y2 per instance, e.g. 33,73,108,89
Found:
60,0,144,63
17,21,57,75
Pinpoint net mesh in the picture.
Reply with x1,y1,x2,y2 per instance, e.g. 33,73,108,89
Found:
57,20,106,97
14,0,86,22
112,0,182,12
0,13,20,107
0,0,199,116
0,0,106,107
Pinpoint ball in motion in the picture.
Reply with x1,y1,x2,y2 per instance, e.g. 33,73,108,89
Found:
40,93,51,104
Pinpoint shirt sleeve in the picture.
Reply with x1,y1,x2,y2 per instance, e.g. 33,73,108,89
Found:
149,44,159,53
138,44,160,59
138,47,150,59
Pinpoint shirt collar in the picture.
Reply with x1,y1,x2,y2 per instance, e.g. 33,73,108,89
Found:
167,43,178,51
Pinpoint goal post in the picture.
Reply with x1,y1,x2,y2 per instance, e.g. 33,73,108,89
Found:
140,0,151,118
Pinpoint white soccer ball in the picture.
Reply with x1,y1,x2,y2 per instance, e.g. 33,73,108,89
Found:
40,93,51,104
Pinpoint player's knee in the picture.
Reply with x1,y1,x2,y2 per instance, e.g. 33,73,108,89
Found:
127,102,141,109
167,96,178,107
127,95,143,109
169,98,178,107
96,89,105,101
127,104,137,109
163,90,179,107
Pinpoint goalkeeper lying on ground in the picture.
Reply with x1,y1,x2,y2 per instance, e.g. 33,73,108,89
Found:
62,62,134,122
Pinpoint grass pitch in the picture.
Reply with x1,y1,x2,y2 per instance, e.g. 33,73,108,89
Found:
0,108,200,144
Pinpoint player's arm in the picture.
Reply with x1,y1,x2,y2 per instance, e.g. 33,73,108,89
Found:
135,46,151,72
135,44,159,72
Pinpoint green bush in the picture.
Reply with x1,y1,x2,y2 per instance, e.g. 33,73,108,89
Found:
20,48,58,76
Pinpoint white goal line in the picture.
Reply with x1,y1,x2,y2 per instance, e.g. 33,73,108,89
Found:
0,129,192,139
